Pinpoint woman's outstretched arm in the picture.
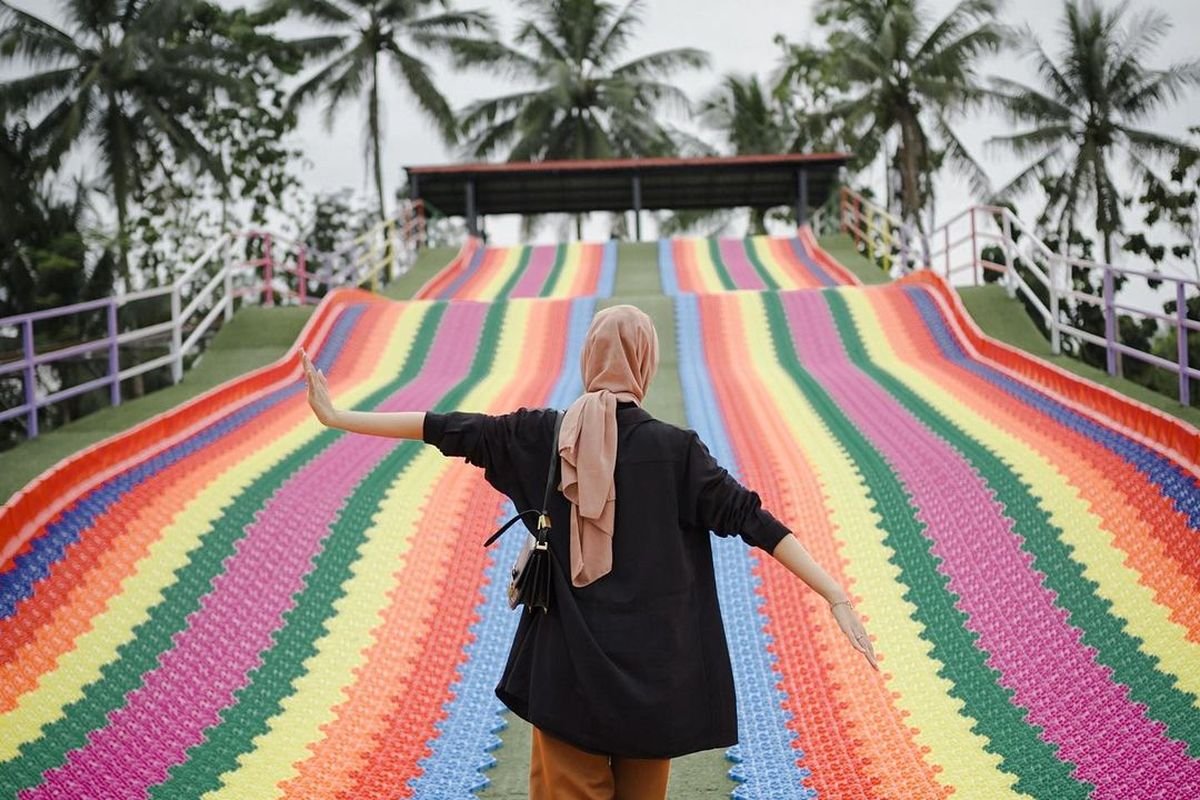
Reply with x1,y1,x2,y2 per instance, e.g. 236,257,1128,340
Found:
302,348,425,439
771,535,878,670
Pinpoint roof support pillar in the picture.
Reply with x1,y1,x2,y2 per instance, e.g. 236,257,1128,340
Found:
632,174,643,241
795,169,809,227
465,177,478,236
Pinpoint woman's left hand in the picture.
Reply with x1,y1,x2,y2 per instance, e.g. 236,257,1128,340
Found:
301,348,337,426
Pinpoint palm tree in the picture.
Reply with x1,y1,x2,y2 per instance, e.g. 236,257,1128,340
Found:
269,0,492,218
455,0,708,163
987,0,1200,262
802,0,1007,229
695,73,794,234
0,0,235,278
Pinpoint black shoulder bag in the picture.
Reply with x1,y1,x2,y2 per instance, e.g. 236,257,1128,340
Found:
483,410,563,613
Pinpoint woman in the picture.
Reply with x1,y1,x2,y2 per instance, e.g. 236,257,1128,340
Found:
302,304,876,799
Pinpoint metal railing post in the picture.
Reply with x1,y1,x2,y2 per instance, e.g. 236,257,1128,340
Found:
107,300,121,407
298,245,308,305
263,233,275,307
22,318,37,438
1177,282,1190,406
1002,213,1016,298
1050,255,1062,355
170,285,183,383
970,209,979,285
223,236,234,321
1103,266,1117,376
944,224,951,277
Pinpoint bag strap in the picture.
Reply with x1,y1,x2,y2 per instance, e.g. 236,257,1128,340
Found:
483,410,563,548
539,410,564,517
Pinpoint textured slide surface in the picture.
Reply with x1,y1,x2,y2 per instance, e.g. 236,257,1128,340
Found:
2,236,1198,799
414,240,616,301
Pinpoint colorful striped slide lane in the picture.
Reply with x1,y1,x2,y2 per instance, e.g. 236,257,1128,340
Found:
675,284,1200,799
414,239,616,300
660,230,858,295
0,290,591,799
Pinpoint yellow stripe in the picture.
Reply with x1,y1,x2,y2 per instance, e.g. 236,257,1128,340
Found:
544,243,580,298
207,300,536,797
736,292,1026,798
689,239,725,294
0,302,430,760
475,246,524,300
748,236,797,289
843,287,1200,707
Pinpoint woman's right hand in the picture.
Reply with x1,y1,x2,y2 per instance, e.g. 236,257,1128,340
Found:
301,348,337,427
831,601,879,671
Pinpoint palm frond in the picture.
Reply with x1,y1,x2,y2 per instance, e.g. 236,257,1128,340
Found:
612,47,710,81
0,1,82,65
385,43,456,142
0,67,80,119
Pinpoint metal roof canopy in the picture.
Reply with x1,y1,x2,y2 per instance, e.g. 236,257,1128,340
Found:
404,153,848,238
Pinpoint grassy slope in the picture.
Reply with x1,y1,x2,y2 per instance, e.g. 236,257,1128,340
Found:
957,285,1200,428
817,233,890,285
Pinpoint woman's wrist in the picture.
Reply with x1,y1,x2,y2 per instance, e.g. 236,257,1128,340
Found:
827,595,852,610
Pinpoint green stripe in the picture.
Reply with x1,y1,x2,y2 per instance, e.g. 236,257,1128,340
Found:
742,238,780,290
151,301,508,796
0,304,446,794
496,246,532,299
707,239,736,291
826,287,1200,757
538,245,568,298
759,292,1088,799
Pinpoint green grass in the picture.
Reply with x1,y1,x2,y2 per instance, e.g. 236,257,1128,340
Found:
613,242,662,297
381,245,462,300
816,233,891,285
958,284,1200,427
0,306,314,506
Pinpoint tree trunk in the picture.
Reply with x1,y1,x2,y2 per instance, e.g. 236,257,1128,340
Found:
370,54,386,221
897,111,925,230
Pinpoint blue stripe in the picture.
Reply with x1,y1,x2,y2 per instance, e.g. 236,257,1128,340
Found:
788,237,837,287
674,294,814,799
409,297,594,796
904,286,1200,530
0,305,364,618
441,245,489,299
597,241,617,298
659,239,681,296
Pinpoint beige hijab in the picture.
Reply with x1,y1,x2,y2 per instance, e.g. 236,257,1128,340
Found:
558,305,659,587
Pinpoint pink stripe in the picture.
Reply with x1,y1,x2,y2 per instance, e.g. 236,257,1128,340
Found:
510,246,557,298
718,238,765,290
27,302,488,799
780,290,1199,798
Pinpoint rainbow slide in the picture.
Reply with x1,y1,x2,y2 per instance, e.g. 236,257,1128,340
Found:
413,239,616,300
2,235,1198,799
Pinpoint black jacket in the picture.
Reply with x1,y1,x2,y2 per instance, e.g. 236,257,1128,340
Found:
423,403,790,758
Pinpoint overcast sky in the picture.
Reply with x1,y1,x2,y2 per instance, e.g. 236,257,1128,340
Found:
6,0,1200,248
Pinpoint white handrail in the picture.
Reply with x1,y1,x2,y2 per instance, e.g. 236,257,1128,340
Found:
0,204,428,442
837,186,1198,405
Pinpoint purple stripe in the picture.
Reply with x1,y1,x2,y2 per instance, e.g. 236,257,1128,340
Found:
786,237,837,287
781,290,1199,799
717,239,765,290
27,303,488,799
509,246,556,298
439,246,489,300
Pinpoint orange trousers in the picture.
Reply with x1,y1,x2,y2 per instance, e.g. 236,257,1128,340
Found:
529,726,672,800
